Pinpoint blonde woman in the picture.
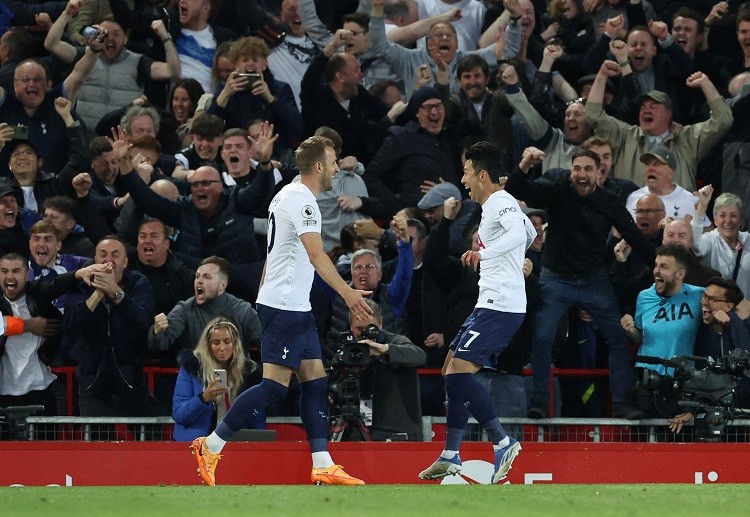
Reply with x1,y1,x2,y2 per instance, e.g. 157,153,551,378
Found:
172,318,261,441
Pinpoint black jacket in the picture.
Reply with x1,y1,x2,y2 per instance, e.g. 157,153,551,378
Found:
364,126,463,219
300,52,391,165
506,166,656,277
0,272,77,365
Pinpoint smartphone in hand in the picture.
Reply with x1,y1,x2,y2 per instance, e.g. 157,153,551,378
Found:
213,369,227,389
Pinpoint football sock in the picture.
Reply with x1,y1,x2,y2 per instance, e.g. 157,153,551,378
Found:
300,377,330,454
312,451,335,469
445,373,507,444
444,389,471,453
214,378,288,446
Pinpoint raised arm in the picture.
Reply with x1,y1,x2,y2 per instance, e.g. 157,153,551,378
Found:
63,35,104,104
44,0,82,64
298,0,334,49
389,5,462,46
148,20,181,80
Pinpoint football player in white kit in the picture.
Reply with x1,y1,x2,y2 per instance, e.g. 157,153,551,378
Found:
191,136,372,486
419,141,536,484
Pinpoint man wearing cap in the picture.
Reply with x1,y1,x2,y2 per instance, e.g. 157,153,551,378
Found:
418,182,478,257
625,146,701,221
365,86,463,218
585,61,732,190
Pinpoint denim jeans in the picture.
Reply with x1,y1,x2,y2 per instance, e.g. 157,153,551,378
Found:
474,371,526,440
531,268,632,403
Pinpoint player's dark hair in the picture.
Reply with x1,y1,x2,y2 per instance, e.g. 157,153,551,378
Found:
200,255,231,282
655,244,693,271
571,149,601,169
705,277,745,306
464,141,504,183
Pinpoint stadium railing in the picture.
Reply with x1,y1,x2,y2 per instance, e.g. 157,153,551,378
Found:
51,366,608,418
20,416,750,443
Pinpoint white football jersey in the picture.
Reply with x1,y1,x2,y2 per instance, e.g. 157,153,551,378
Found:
475,190,536,313
256,183,321,311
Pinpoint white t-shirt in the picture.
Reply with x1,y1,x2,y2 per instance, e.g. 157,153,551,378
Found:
626,184,707,225
475,190,536,313
267,34,318,112
177,26,216,92
256,183,320,312
0,296,56,396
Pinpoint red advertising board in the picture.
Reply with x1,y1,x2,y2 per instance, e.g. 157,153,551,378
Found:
1,442,748,486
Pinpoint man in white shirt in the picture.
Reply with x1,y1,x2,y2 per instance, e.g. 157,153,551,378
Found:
190,135,372,486
419,141,535,484
0,253,99,416
625,146,701,221
176,0,235,92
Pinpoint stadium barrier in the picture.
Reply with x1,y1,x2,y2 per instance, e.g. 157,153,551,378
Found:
50,366,609,417
2,438,750,485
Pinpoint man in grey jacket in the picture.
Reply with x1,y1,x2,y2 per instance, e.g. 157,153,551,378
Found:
147,256,262,354
368,0,521,99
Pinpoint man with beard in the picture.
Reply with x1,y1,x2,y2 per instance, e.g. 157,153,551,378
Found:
621,244,704,417
506,147,656,419
147,255,261,356
0,252,102,416
44,2,181,140
190,136,372,486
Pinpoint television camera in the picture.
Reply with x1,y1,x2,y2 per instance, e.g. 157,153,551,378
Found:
636,348,750,440
327,324,380,441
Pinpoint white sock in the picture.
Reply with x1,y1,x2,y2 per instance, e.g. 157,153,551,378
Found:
493,437,510,451
441,450,459,459
205,433,227,454
312,451,334,469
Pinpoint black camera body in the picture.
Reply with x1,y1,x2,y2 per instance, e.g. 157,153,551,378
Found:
329,324,380,368
636,348,750,438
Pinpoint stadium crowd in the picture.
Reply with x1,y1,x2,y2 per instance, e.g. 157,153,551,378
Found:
0,0,749,440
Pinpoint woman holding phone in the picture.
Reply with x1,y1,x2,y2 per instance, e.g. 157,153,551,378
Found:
172,317,262,441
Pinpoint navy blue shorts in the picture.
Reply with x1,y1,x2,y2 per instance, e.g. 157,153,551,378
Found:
257,304,322,369
449,308,525,368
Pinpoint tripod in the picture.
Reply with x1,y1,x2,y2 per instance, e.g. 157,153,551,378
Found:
330,409,371,442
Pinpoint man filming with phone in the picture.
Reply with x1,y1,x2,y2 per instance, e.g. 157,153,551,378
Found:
344,299,426,441
208,35,302,152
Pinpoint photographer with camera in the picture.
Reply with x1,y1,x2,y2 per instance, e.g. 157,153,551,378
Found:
344,299,426,442
622,244,705,418
669,277,750,432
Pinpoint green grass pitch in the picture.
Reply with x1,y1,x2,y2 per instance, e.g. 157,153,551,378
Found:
1,485,747,516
